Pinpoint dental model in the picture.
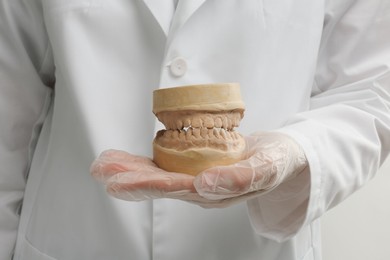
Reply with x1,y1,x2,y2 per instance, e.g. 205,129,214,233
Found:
152,83,246,176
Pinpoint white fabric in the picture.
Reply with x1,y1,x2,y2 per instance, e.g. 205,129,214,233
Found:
1,0,389,259
142,0,176,35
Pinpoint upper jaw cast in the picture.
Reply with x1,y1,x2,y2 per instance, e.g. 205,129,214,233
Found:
154,110,245,152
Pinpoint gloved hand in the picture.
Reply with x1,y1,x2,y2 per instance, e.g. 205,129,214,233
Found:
90,132,308,208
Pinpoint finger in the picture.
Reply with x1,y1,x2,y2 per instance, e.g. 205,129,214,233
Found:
194,154,276,200
193,164,252,200
99,149,150,162
90,150,155,182
106,170,196,200
97,149,155,166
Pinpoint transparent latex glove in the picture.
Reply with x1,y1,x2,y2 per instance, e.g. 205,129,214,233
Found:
90,132,308,208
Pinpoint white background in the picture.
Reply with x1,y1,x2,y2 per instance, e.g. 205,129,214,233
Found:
322,157,390,260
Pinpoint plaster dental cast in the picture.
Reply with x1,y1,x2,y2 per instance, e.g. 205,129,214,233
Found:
152,83,247,175
1,1,390,260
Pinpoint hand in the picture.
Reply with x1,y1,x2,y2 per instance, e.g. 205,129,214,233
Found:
90,132,308,208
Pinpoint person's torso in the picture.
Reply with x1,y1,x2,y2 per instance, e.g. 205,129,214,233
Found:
14,1,324,259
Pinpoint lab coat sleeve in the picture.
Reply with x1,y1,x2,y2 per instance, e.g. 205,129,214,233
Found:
247,0,390,242
0,1,54,259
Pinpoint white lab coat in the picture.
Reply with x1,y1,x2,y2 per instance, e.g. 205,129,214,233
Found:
1,0,389,259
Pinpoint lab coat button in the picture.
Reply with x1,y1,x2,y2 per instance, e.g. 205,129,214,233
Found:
170,57,187,77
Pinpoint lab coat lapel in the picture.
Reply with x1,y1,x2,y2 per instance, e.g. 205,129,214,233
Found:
142,0,207,39
142,0,175,36
169,0,206,37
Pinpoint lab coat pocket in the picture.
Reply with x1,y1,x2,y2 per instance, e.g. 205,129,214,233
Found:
16,237,57,260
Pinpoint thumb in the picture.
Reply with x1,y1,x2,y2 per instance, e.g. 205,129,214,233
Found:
194,162,256,200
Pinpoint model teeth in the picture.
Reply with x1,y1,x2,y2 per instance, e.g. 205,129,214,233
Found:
176,120,183,130
155,129,243,151
213,128,220,138
193,128,201,138
154,102,245,153
156,110,243,131
214,118,223,128
203,116,214,129
183,118,191,128
190,117,200,128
